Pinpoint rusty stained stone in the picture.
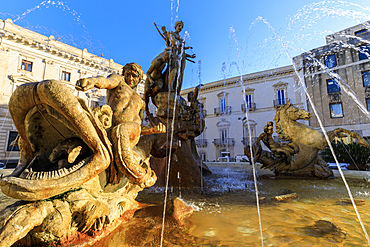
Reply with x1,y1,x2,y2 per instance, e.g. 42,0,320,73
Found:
271,192,300,202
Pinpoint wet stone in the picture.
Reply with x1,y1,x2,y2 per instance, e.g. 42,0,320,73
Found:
302,220,346,243
271,192,299,202
336,199,365,206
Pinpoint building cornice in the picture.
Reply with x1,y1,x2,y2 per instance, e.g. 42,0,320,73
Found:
181,65,294,95
0,18,122,74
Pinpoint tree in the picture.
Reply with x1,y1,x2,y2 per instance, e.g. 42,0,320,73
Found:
321,141,370,170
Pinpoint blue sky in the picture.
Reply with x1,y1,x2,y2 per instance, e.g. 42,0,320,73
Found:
1,0,370,89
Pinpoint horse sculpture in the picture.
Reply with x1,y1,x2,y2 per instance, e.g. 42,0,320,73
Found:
245,102,370,178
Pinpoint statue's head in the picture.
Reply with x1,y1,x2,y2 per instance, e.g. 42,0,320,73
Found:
187,91,195,102
122,62,143,89
175,20,184,32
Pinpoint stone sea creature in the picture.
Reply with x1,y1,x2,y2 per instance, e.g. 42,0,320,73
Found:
245,102,369,178
0,80,167,246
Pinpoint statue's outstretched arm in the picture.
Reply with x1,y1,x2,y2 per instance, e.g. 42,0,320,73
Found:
141,122,166,136
76,74,122,91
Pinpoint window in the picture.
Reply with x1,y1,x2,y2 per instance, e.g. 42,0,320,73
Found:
327,79,341,94
243,121,256,145
277,89,285,105
199,132,205,141
273,82,288,108
359,44,370,60
199,152,206,162
245,94,252,109
90,100,99,108
355,29,368,36
325,54,337,68
330,103,344,118
220,97,226,112
61,71,71,81
7,131,20,152
363,71,370,87
216,92,228,115
220,129,227,143
367,98,370,111
21,60,33,72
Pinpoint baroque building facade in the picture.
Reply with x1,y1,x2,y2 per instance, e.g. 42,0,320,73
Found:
181,65,305,162
293,21,370,140
0,18,123,165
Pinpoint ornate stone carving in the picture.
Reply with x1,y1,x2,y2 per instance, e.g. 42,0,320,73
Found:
365,86,370,98
328,92,342,103
0,64,170,246
144,21,208,187
245,102,369,178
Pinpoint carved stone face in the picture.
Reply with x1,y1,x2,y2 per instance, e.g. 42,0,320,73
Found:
287,105,311,121
124,69,141,88
175,23,183,33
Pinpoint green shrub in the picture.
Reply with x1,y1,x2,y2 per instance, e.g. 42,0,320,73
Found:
321,141,370,170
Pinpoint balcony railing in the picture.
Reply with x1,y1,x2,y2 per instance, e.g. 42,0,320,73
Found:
242,137,258,146
214,106,232,115
273,98,290,108
241,103,256,112
195,139,208,148
202,109,207,117
213,138,235,147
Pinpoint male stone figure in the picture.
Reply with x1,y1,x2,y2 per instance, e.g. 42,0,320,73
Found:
144,51,170,114
76,63,164,186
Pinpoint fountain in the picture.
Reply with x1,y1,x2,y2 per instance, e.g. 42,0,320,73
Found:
0,19,208,246
1,1,370,246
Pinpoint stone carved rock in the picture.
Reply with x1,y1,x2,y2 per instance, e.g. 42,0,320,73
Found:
0,63,171,246
245,102,370,178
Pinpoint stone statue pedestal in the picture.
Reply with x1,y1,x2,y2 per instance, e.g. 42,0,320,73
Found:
150,139,211,188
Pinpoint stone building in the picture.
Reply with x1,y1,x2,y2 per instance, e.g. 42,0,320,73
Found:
182,21,370,162
181,65,305,162
293,21,370,139
0,18,123,165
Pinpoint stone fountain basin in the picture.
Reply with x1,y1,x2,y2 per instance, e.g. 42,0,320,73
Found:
1,163,369,246
205,162,370,180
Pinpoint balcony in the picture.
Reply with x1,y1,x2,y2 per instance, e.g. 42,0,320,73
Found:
273,98,290,108
241,103,256,112
214,106,232,116
242,137,258,146
195,139,208,148
213,138,235,147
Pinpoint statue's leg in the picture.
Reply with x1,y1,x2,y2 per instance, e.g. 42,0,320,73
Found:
111,123,156,187
168,59,180,92
152,79,164,95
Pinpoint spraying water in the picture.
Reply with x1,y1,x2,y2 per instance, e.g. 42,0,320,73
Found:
251,15,370,245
